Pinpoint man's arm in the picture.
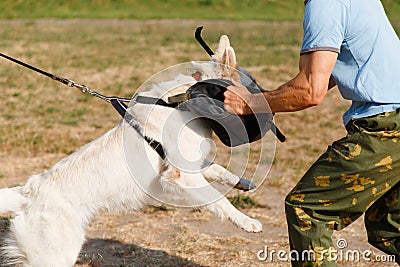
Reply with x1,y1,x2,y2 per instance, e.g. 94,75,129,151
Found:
224,51,338,114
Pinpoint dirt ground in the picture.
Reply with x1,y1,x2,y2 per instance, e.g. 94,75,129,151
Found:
0,20,399,267
1,92,397,267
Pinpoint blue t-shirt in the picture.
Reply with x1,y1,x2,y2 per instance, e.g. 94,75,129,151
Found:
301,0,400,125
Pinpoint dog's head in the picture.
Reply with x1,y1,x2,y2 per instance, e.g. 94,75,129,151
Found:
139,34,239,102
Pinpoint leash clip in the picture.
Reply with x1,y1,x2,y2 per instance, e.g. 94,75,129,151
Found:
69,80,89,94
80,86,89,94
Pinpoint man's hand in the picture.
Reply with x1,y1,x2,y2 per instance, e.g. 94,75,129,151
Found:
223,80,253,115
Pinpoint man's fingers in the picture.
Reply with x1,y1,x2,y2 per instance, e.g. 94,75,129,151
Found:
225,86,246,100
224,89,237,100
224,102,236,114
224,91,240,114
224,81,254,115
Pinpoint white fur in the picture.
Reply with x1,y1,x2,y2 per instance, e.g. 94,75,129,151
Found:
0,37,262,266
0,188,25,214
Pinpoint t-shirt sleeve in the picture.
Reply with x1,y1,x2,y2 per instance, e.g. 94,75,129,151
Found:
301,0,349,55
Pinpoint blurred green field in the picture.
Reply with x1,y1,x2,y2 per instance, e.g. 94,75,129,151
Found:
0,0,399,22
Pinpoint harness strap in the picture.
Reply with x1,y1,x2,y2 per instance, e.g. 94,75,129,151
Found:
134,95,179,108
110,99,166,160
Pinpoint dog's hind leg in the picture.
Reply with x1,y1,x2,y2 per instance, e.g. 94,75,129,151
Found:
175,172,262,232
3,203,86,267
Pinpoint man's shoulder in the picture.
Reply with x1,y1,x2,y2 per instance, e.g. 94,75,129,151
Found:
305,0,349,8
304,0,350,18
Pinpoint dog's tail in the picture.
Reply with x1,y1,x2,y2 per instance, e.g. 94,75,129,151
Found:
0,187,25,214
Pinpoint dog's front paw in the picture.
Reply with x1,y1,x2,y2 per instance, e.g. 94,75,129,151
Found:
237,217,263,233
234,178,256,191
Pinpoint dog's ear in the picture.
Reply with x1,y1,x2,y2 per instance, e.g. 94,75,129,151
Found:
224,46,237,69
213,35,230,62
212,35,237,69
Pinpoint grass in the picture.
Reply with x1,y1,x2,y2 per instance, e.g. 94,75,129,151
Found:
382,0,400,24
0,0,399,23
228,193,268,209
0,0,305,20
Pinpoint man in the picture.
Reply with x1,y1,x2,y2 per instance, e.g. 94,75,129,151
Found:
224,0,400,266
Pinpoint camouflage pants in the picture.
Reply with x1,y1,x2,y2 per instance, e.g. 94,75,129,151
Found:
285,109,400,266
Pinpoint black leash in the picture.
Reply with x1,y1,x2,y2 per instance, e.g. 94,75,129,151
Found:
195,26,214,57
110,99,166,159
0,52,131,103
0,52,166,159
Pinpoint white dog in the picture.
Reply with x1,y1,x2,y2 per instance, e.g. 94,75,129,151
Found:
0,35,262,267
